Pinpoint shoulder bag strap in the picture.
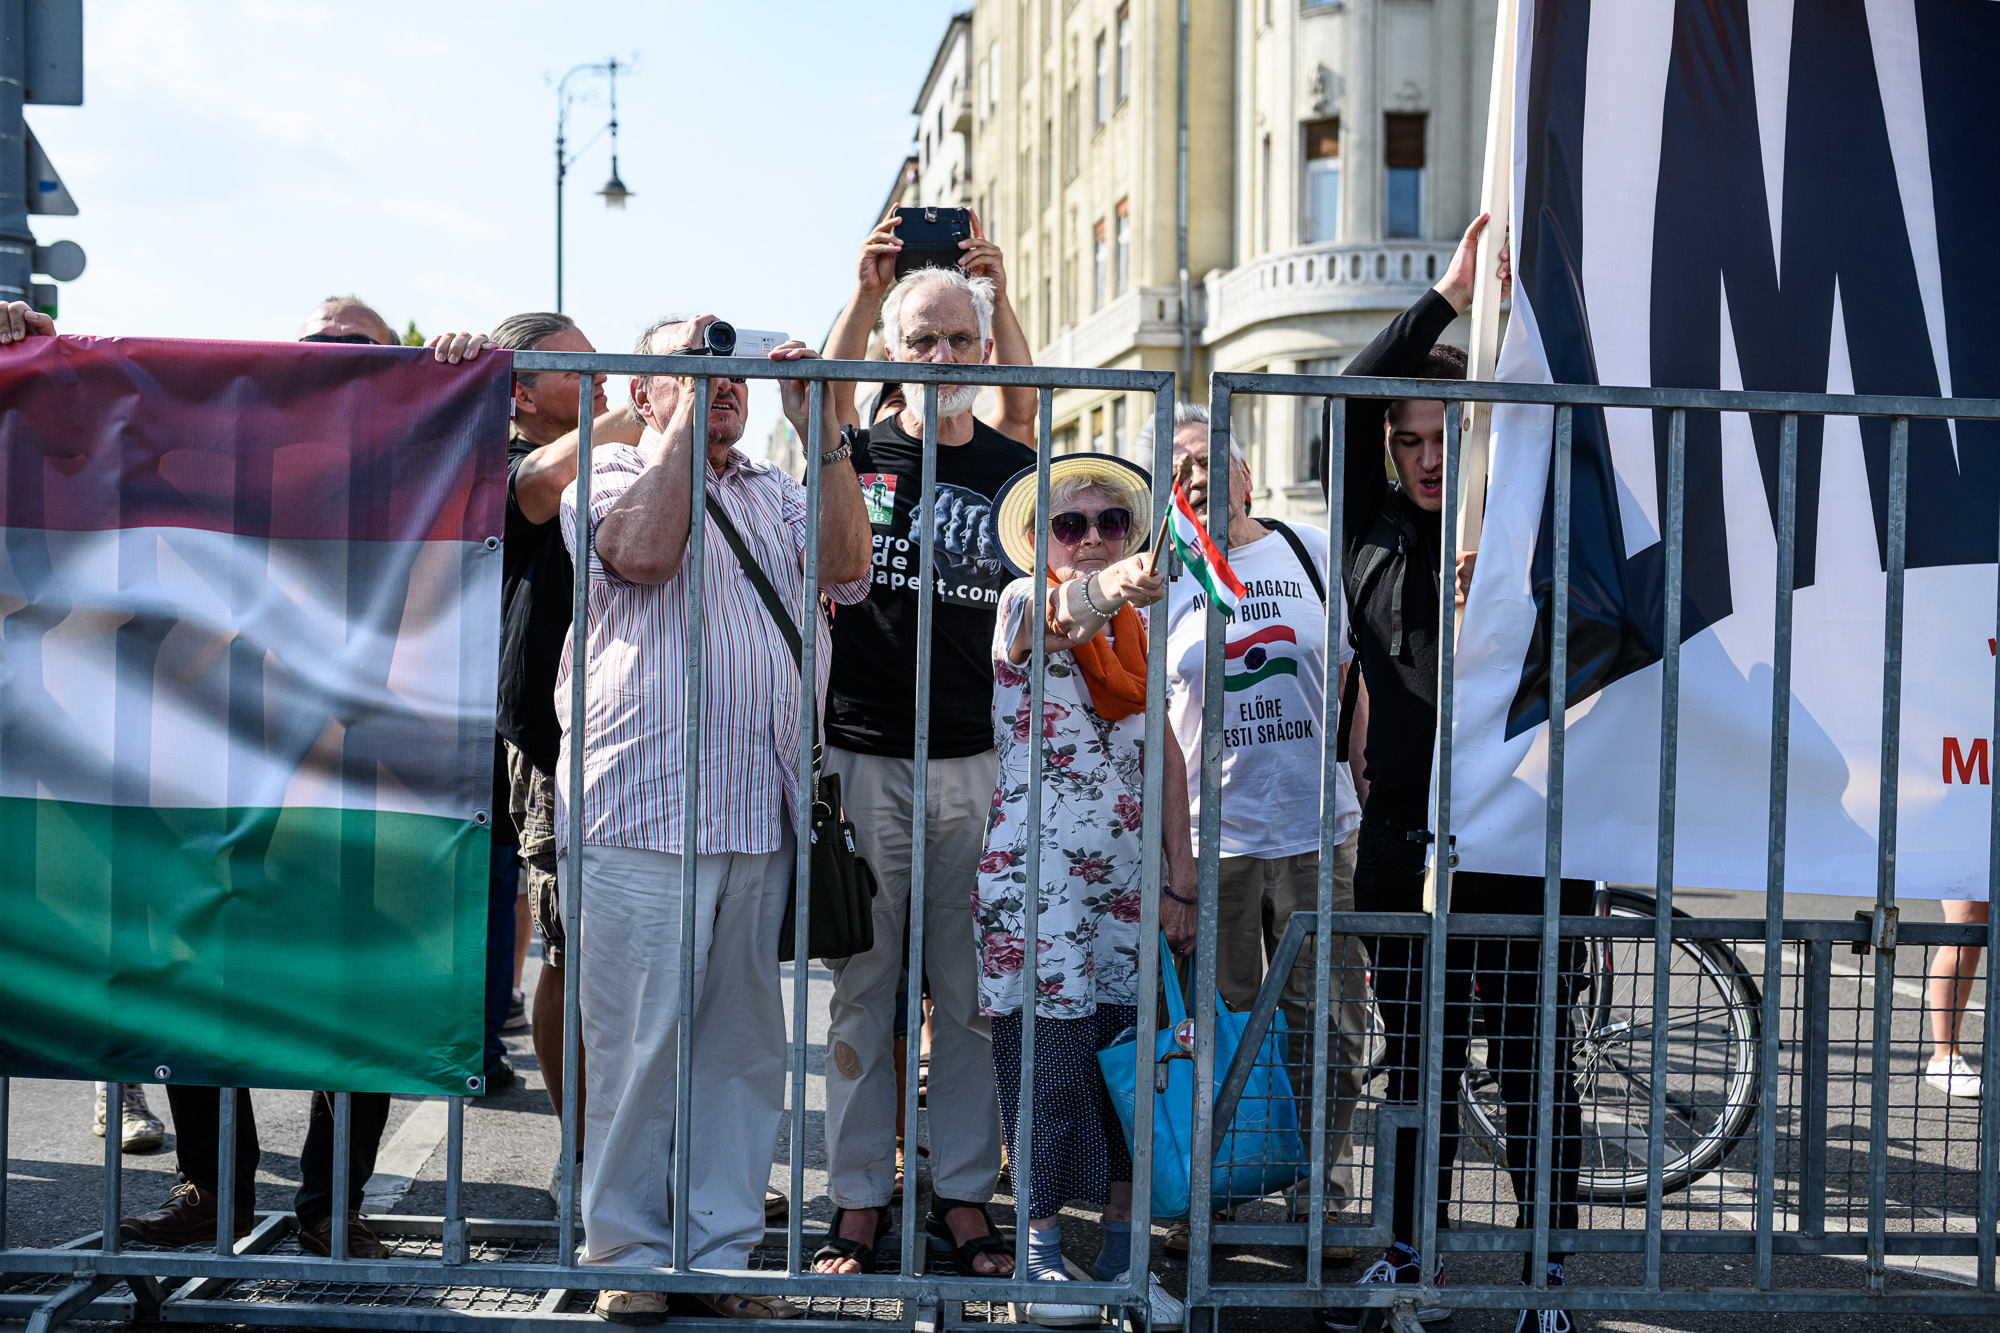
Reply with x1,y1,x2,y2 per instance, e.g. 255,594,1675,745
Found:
706,496,824,775
1260,519,1326,605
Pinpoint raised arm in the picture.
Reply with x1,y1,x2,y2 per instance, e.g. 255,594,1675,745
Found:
514,402,646,525
824,211,904,429
960,211,1039,446
773,342,872,587
592,392,702,586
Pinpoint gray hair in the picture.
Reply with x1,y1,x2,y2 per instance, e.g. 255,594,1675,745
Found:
880,266,995,351
490,311,577,386
1133,400,1248,468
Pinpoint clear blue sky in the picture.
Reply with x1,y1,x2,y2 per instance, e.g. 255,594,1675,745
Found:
32,0,969,445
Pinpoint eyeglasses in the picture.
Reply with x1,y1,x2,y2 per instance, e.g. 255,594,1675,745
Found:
899,332,980,358
1049,507,1132,545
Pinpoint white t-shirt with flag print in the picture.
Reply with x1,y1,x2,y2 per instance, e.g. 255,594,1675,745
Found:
1166,520,1361,860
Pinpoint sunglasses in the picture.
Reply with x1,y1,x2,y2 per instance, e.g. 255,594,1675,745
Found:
1049,507,1132,545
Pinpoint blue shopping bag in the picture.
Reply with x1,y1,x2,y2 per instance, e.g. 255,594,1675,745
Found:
1097,935,1305,1220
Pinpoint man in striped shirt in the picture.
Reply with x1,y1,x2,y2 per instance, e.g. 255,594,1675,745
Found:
556,314,871,1324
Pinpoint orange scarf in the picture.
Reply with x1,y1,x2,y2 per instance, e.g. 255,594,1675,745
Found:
1053,571,1149,722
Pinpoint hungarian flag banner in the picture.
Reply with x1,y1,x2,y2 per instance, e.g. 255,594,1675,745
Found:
0,336,511,1093
1167,480,1246,617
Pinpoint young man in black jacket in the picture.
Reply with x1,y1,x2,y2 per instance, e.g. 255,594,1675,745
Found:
1322,216,1588,1333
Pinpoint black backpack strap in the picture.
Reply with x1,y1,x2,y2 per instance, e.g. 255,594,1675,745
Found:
1338,504,1415,762
707,497,823,775
1336,650,1363,764
1261,520,1326,605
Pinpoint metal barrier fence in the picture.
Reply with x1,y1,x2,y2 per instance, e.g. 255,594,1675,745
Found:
1,353,1996,1332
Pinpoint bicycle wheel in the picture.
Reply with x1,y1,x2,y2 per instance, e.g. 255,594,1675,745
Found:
1458,886,1761,1201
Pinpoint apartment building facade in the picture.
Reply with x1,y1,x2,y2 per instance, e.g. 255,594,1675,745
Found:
955,0,1499,521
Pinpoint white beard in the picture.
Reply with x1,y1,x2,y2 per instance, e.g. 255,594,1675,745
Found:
938,384,980,418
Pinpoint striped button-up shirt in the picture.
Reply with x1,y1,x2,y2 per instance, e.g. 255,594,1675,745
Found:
554,439,870,856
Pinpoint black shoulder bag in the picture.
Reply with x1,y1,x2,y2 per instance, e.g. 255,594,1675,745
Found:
705,501,878,963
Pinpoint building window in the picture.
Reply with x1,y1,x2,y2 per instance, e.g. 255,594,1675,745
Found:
1385,112,1427,239
1041,0,1052,49
1114,200,1131,295
1063,246,1076,327
1042,274,1052,346
1041,117,1053,211
1017,150,1031,233
1063,82,1079,181
1091,406,1106,453
1304,117,1340,243
1093,220,1108,311
1259,134,1272,253
1094,33,1108,127
1115,5,1132,105
986,43,999,112
1111,396,1128,456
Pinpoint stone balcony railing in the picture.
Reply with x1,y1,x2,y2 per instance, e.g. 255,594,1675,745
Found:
1201,239,1457,346
1036,285,1200,370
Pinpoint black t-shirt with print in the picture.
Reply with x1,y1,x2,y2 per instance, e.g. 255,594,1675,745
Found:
826,413,1035,758
496,434,575,777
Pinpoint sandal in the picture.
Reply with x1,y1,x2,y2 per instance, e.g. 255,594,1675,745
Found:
812,1205,892,1275
924,1196,1014,1278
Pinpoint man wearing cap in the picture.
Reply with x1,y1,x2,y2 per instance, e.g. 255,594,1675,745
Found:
811,246,1032,1275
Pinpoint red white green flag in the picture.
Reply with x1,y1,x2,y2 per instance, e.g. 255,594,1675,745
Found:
1167,479,1246,617
0,335,511,1094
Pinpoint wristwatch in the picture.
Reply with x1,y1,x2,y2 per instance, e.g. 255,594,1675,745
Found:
817,440,853,467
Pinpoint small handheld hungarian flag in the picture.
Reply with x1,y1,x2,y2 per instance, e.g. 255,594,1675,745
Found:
1167,479,1246,617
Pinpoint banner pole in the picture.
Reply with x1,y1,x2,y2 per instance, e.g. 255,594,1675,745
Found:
1457,0,1518,565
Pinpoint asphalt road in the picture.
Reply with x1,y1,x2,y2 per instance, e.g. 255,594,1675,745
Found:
2,889,1991,1333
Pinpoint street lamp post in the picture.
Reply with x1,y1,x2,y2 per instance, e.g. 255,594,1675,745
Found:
555,57,635,313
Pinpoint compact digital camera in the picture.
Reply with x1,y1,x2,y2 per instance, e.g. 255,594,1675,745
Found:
678,321,788,359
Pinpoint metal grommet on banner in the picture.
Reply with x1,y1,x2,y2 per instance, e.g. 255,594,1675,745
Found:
466,1075,483,1094
483,535,499,551
473,810,490,826
154,1065,171,1080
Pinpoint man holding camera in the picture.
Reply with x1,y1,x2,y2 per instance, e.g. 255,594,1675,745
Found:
558,314,870,1323
807,219,1035,1278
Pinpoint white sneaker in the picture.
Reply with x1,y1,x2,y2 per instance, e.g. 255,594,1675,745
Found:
1113,1270,1184,1330
1014,1271,1102,1328
1926,1054,1983,1099
92,1084,165,1153
547,1158,584,1224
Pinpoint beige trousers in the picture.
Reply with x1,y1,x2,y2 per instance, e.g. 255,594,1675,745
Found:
1212,833,1370,1208
821,747,1004,1209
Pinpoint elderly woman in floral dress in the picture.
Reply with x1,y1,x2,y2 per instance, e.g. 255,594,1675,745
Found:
975,455,1197,1328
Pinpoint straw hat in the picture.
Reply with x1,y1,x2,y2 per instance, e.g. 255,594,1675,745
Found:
987,452,1154,577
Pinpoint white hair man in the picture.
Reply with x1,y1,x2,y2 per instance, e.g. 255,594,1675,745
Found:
809,258,1038,1276
557,313,871,1323
1147,400,1373,1266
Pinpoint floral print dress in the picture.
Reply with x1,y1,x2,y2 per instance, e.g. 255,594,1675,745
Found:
976,579,1150,1018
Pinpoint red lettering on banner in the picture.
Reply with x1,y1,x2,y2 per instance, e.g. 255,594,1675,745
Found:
1943,737,1990,786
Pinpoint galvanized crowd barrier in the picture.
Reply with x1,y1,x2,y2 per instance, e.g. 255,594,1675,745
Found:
1,353,1997,1332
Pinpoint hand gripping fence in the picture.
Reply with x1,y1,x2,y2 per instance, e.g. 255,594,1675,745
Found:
2,355,1998,1332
